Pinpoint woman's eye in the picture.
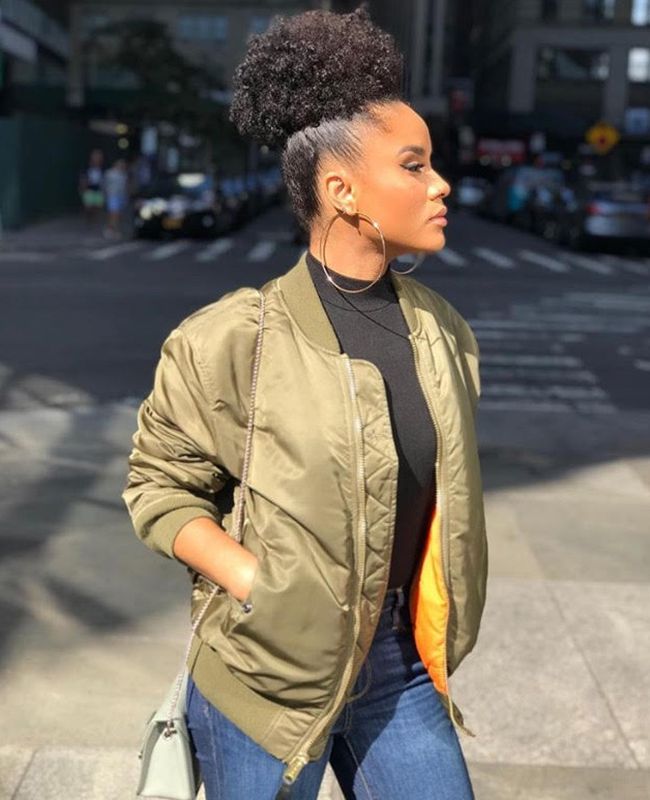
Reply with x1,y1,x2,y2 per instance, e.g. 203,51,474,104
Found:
404,163,425,173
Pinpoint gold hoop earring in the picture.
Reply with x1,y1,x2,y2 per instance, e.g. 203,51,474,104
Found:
319,210,387,294
390,251,426,274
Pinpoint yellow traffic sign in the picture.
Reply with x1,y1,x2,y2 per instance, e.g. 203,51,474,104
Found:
585,121,620,155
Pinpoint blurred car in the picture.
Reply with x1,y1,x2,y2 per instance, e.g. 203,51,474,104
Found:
484,165,565,224
133,173,229,239
529,180,650,250
450,176,492,211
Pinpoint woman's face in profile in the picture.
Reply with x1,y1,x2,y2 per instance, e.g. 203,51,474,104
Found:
320,100,452,259
359,101,451,256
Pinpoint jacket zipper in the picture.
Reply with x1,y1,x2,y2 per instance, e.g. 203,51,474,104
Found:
409,333,475,738
281,355,368,786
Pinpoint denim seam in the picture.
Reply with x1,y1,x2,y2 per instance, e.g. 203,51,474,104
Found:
341,732,377,800
200,688,222,800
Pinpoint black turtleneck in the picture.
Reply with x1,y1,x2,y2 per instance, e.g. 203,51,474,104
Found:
305,250,437,592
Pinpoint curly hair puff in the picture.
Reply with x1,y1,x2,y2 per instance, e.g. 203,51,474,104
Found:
229,3,405,232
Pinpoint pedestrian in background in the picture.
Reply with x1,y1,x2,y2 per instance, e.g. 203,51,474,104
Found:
79,149,105,223
123,5,487,799
103,158,129,239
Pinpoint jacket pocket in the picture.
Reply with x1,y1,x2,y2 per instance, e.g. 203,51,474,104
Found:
206,506,350,708
225,546,264,617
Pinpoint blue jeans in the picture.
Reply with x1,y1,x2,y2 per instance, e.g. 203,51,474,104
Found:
186,586,475,799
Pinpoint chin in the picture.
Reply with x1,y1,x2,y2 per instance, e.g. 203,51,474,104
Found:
421,235,446,254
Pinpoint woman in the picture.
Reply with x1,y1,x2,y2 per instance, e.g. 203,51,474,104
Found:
123,6,487,799
79,149,105,223
103,158,129,239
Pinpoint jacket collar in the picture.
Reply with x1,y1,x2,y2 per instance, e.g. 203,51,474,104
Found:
277,249,421,354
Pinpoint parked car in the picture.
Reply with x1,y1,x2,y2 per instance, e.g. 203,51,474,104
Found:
450,176,492,211
133,173,229,239
529,180,650,251
484,165,565,224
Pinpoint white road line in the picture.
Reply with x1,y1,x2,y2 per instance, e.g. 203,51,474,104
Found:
88,241,144,261
478,399,616,414
0,251,54,262
484,384,609,401
472,247,514,269
562,253,613,275
196,238,234,262
146,241,192,260
469,318,642,333
434,247,466,267
481,354,583,366
482,366,598,382
563,291,650,312
518,249,569,273
601,255,650,276
247,241,277,262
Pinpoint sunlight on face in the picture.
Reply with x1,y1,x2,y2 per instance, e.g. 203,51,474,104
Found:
353,101,451,256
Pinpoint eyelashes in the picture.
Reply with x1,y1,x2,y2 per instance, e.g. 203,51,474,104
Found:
403,161,434,173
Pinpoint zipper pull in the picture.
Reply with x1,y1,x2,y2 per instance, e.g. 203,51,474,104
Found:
282,754,308,786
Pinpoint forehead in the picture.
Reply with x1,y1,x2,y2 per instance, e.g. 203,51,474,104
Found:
366,101,432,154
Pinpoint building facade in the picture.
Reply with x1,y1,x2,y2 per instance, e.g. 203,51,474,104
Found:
67,0,322,108
474,0,650,138
0,0,69,110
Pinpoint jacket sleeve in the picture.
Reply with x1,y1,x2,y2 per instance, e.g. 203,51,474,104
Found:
453,313,481,420
121,326,230,561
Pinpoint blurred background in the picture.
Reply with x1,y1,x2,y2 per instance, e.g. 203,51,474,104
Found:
0,2,649,799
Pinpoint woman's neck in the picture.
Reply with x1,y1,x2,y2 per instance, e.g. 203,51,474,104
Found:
309,223,397,281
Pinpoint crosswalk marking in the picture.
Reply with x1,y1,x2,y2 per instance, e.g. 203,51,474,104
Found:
518,249,569,273
247,241,277,261
146,241,192,260
473,247,514,269
601,254,650,276
195,238,234,262
562,253,613,276
89,242,144,261
0,251,54,262
434,247,466,267
478,399,616,414
481,354,582,367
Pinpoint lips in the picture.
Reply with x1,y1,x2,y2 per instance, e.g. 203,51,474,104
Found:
428,208,447,220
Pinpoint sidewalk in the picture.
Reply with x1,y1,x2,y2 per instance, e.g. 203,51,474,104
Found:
0,214,122,253
0,400,649,799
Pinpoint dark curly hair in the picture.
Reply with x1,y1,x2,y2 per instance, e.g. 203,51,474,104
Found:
229,4,405,232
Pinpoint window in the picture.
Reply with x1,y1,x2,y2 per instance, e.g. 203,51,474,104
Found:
537,47,610,81
628,48,650,81
583,0,616,20
541,0,558,20
177,15,228,42
249,15,270,35
631,0,650,24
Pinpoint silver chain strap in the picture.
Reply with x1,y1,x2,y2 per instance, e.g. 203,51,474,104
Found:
163,289,266,733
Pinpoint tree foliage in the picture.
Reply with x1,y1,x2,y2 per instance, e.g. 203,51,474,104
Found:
86,18,232,140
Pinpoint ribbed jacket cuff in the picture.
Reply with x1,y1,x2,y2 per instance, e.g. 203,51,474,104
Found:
149,506,220,560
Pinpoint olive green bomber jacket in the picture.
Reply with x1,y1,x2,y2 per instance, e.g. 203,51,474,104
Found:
122,248,488,786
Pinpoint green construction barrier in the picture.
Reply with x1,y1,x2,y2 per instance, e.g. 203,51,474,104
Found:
0,114,89,230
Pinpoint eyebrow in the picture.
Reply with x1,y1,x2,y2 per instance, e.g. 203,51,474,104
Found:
397,145,431,157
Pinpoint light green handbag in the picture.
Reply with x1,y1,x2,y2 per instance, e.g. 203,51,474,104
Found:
136,290,266,799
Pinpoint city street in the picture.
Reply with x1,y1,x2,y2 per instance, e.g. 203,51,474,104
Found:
1,204,649,799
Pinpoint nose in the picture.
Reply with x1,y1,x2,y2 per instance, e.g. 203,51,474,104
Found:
428,173,451,200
